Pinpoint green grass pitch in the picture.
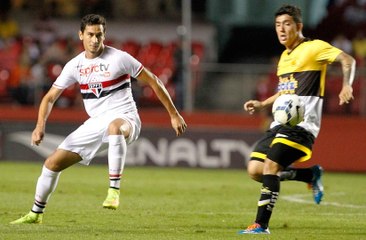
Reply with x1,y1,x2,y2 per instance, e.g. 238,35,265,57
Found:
0,161,365,240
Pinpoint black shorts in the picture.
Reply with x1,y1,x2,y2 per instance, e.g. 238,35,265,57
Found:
250,125,315,168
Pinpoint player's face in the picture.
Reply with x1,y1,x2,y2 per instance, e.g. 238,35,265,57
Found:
79,24,105,59
275,14,302,50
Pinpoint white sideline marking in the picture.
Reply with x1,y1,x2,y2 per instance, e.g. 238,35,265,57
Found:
281,193,366,209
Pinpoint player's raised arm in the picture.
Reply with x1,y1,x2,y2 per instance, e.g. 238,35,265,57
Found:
136,67,187,136
32,86,64,146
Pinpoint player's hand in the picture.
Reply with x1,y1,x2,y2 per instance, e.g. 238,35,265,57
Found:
339,85,354,105
31,125,45,146
243,100,263,114
171,114,187,136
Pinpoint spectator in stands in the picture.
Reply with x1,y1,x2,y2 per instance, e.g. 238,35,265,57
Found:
145,0,180,19
331,33,353,55
0,0,19,47
352,30,366,66
33,10,58,53
9,35,48,106
252,56,279,130
41,40,68,64
79,0,114,19
172,34,184,110
343,0,366,25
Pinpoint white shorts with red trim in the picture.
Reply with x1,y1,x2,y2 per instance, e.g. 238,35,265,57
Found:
58,110,141,165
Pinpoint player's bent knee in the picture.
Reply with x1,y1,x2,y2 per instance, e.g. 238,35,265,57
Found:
247,161,264,182
247,171,263,182
108,119,132,136
108,123,122,135
44,150,81,172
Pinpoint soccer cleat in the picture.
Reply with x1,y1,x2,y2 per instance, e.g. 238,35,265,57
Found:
102,188,120,210
10,211,43,224
238,223,270,234
310,165,324,204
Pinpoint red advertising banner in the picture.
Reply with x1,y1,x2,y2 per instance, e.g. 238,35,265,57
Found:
301,116,366,172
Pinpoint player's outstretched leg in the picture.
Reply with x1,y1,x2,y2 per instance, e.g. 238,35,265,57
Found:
10,211,43,224
280,165,324,204
102,188,120,210
310,165,324,204
11,165,61,224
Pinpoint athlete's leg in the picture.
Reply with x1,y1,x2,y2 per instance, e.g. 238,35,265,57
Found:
11,150,81,224
249,125,316,185
240,158,281,234
106,118,130,190
103,118,130,209
33,149,82,213
248,156,319,184
247,127,275,183
242,138,308,233
279,165,324,203
255,158,282,229
280,166,314,182
247,160,264,182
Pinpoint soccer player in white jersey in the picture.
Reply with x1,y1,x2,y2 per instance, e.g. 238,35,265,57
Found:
11,14,187,224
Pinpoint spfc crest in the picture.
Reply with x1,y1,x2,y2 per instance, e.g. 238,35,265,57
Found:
88,82,103,98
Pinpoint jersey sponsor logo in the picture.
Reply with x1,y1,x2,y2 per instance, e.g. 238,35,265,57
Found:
79,63,110,76
278,74,298,94
88,82,103,98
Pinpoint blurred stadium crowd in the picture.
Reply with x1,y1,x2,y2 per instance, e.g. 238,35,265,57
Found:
0,0,206,109
0,0,365,115
0,28,205,108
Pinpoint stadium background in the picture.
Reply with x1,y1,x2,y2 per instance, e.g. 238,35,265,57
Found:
0,0,365,172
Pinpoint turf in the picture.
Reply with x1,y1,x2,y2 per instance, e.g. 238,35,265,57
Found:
0,161,365,240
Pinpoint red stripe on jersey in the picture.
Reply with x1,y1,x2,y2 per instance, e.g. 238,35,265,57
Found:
79,74,130,90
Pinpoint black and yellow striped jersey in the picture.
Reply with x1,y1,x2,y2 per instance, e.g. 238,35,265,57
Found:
271,39,343,138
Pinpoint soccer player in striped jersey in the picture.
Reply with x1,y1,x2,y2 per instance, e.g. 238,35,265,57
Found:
240,4,355,234
11,14,187,224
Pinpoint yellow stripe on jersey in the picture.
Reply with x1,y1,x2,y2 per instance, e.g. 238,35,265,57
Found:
271,138,312,162
277,39,342,97
250,152,267,160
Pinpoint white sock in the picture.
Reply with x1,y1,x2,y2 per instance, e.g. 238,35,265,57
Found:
32,165,61,213
108,135,126,189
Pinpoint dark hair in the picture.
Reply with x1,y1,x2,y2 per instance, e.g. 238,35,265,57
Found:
275,4,302,24
80,14,106,33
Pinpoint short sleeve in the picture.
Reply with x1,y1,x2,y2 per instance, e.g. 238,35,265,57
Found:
53,61,78,89
314,40,343,64
119,51,143,78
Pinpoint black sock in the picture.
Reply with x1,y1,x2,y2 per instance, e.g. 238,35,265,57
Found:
255,174,280,229
280,167,313,183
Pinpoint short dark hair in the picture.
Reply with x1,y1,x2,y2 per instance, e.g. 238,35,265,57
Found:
80,14,106,33
275,4,302,24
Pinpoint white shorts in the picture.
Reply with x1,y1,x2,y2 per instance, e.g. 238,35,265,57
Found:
58,111,141,165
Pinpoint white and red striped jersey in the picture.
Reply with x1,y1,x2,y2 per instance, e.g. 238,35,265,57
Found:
53,46,143,117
